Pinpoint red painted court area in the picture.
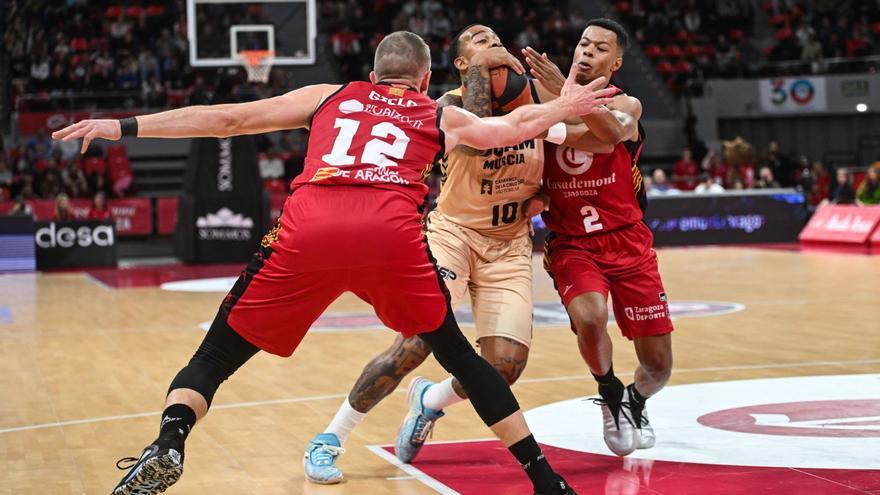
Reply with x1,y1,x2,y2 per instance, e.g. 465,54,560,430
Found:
379,442,880,495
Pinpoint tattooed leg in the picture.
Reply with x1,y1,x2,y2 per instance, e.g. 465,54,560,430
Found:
347,334,433,413
450,336,530,398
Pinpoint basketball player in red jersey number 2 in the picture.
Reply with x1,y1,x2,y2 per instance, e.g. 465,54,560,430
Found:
53,32,615,495
542,19,675,457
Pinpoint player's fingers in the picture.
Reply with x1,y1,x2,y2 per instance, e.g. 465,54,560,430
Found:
594,87,618,99
505,54,525,74
53,121,86,140
584,76,607,91
81,129,97,154
61,125,91,142
522,46,542,63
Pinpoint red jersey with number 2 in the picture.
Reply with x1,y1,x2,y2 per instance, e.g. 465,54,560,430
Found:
291,81,443,205
542,124,646,237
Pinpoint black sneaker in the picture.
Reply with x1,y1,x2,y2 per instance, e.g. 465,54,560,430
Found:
112,444,183,495
534,474,578,495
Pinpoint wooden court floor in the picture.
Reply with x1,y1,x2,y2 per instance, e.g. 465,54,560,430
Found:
1,246,878,494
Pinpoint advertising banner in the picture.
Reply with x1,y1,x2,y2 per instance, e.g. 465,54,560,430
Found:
799,205,880,244
759,77,827,113
34,220,117,269
645,191,808,246
0,216,36,272
175,136,268,263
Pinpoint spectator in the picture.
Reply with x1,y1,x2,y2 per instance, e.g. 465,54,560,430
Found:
27,129,53,162
694,173,725,193
856,167,880,205
54,193,74,221
763,141,794,187
754,166,780,189
88,191,112,220
62,160,89,198
8,197,34,218
40,159,64,199
829,168,856,204
809,160,830,206
672,148,699,190
649,168,679,195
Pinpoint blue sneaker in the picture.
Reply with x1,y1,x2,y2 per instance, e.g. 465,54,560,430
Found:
303,433,346,484
395,377,445,463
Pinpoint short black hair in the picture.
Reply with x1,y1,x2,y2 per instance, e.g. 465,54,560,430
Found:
585,18,629,53
448,23,481,73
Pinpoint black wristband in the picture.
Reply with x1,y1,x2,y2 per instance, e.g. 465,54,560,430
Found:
119,117,138,137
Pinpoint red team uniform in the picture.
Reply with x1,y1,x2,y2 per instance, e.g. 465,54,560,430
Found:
223,82,450,356
542,120,674,340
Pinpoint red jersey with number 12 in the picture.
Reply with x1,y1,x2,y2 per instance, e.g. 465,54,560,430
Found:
542,123,647,237
291,81,443,205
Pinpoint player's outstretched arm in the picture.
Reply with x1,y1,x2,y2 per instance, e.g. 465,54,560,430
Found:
52,84,340,153
441,75,616,152
578,93,642,145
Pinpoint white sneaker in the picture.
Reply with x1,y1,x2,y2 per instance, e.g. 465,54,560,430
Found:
594,388,639,456
635,406,655,449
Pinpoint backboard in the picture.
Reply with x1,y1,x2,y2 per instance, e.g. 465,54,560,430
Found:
186,0,316,67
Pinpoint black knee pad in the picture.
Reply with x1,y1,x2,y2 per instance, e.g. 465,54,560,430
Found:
419,307,520,426
168,313,259,407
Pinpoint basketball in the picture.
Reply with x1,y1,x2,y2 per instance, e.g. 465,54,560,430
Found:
489,66,534,115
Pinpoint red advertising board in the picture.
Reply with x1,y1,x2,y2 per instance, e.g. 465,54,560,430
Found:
19,110,140,135
871,220,880,246
157,196,179,235
108,198,152,235
0,198,152,236
799,205,880,244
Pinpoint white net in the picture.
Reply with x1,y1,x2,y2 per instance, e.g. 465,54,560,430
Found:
239,50,274,83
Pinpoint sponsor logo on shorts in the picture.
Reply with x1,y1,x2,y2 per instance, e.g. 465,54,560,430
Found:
623,303,668,321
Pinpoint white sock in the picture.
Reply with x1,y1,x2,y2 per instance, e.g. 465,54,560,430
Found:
323,399,367,445
422,377,467,411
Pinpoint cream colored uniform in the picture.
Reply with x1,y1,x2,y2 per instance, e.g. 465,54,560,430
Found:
428,88,545,347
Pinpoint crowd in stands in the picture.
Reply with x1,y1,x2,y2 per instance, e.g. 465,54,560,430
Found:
5,0,196,112
321,0,588,93
615,0,880,95
0,131,134,210
645,139,880,207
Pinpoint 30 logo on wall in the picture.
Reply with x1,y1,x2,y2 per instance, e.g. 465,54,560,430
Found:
196,208,254,241
761,77,827,113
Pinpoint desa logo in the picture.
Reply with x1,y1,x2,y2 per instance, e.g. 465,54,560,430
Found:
35,223,115,248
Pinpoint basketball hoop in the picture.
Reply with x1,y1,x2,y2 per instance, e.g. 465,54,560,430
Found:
238,50,274,83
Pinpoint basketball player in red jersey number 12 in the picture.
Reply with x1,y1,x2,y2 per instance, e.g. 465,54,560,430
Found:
542,19,675,457
53,32,614,495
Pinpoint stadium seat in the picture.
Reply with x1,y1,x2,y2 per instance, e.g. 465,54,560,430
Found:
146,5,165,16
105,5,122,17
775,27,793,40
126,6,144,17
614,1,631,14
645,44,663,58
769,13,787,26
675,30,690,42
684,45,702,58
664,45,683,58
84,157,108,175
729,29,744,42
656,60,674,75
109,156,133,196
106,143,128,161
71,37,89,52
263,179,288,194
674,60,692,74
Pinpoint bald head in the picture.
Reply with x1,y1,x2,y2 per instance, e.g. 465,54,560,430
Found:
373,31,431,82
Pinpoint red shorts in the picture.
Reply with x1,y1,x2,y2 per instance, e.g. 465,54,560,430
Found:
223,185,449,356
543,221,673,340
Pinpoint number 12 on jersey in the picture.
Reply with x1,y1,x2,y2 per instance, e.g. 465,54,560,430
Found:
322,118,410,168
581,205,603,233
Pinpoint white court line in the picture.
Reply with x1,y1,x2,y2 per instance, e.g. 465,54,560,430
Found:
366,445,459,495
2,359,879,435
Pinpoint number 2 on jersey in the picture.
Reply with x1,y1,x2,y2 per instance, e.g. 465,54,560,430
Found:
581,205,604,233
322,118,409,167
